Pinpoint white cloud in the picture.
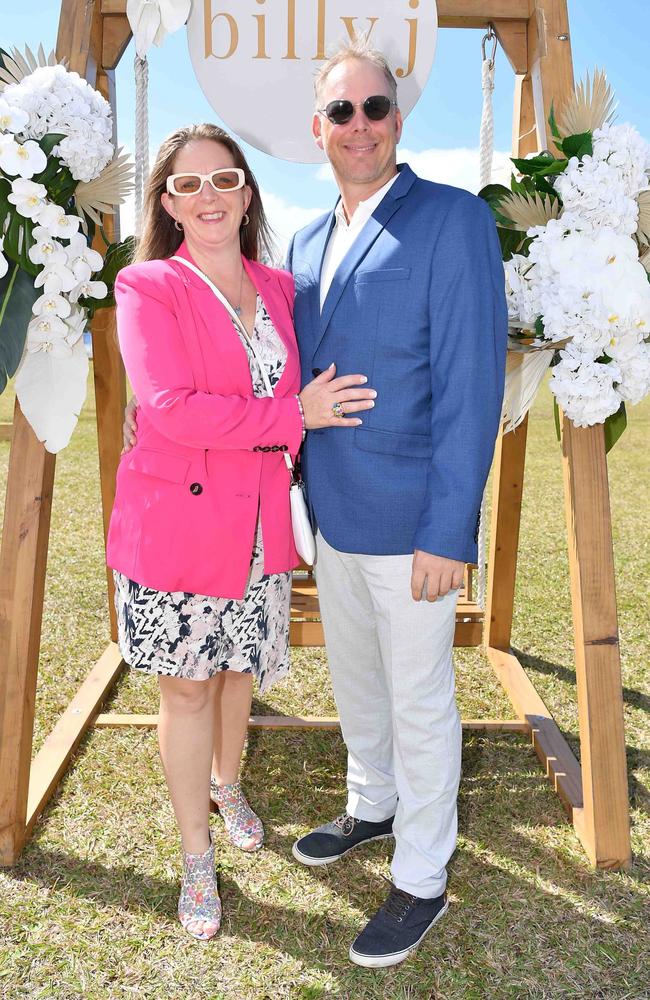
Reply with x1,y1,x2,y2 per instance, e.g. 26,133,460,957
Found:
316,146,513,193
118,191,135,238
260,188,328,261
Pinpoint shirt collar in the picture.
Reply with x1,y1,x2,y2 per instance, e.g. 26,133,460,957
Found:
334,172,400,230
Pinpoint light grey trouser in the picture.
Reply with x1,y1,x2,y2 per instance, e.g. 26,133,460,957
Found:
314,530,462,898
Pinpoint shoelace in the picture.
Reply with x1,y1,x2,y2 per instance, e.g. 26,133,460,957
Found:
382,882,418,922
333,812,359,836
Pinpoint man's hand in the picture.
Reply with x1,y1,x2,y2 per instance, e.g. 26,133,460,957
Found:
121,396,139,454
411,550,465,602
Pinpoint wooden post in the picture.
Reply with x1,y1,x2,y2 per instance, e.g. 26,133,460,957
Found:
526,0,629,865
0,402,56,864
485,419,528,650
484,16,538,652
561,420,631,867
57,2,129,640
91,65,127,640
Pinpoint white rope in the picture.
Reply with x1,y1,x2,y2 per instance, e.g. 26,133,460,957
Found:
476,36,497,611
134,54,150,238
479,56,495,189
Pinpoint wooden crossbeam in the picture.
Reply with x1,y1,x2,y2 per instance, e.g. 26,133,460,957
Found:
100,0,534,25
25,643,125,839
93,713,529,732
486,646,583,813
290,573,485,647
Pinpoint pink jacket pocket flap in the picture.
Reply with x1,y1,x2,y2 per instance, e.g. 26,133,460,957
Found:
127,449,191,484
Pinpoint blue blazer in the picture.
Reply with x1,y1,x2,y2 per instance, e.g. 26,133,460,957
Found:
286,163,508,563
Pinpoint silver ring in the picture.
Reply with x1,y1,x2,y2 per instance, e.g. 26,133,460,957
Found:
332,401,344,418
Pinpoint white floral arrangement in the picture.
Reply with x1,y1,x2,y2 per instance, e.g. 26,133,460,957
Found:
0,45,133,452
481,71,650,443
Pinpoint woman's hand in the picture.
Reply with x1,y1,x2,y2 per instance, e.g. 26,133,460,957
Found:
121,396,139,453
299,364,376,430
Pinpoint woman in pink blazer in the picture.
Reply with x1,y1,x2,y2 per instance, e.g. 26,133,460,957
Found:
107,124,375,940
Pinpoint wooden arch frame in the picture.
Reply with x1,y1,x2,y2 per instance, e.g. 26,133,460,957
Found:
0,0,631,871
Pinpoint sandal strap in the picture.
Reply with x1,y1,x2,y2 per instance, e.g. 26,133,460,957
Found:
178,836,221,930
210,778,264,848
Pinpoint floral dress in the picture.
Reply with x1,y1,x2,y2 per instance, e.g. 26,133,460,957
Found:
114,296,291,693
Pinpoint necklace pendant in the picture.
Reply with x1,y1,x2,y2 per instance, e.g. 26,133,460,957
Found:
234,305,242,316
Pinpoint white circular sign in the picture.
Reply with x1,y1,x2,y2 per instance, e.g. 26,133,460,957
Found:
187,0,438,163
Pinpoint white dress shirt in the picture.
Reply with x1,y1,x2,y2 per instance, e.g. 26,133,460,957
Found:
319,173,399,311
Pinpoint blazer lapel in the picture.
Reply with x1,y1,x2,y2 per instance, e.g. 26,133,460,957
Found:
305,211,336,354
315,165,416,356
244,256,300,395
171,242,256,394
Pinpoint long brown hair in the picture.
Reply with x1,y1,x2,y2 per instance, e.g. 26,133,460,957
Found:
134,124,274,264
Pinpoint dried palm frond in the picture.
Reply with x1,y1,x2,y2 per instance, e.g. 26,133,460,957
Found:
500,192,560,231
502,349,555,434
636,190,650,245
0,43,65,92
640,246,650,274
558,69,617,137
74,148,135,227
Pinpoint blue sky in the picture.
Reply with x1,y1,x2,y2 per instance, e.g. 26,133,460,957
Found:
3,1,649,247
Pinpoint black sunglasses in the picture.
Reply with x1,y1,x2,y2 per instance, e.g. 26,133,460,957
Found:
318,95,397,126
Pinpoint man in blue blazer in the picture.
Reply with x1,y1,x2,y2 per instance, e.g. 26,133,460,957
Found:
288,40,507,968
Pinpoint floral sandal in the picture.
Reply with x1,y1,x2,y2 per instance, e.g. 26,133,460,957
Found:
178,835,222,940
210,778,264,852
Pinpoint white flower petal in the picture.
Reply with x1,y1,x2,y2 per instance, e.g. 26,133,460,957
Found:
15,335,89,453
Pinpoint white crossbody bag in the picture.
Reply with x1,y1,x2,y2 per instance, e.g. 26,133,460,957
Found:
171,256,316,566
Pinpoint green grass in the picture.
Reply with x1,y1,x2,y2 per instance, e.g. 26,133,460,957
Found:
0,375,648,1000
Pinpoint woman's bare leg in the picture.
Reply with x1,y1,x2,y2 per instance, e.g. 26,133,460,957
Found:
211,671,254,784
158,674,217,854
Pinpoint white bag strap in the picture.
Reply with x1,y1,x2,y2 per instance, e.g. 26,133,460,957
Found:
171,255,295,477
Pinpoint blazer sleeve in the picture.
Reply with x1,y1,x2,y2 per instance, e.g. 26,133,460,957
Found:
412,196,507,562
285,235,294,274
115,265,304,453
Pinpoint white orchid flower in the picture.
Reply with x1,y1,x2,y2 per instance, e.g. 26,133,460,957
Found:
68,278,108,303
0,98,29,134
37,203,82,239
28,233,67,268
6,177,47,219
0,135,47,178
64,306,88,346
34,261,79,294
26,314,73,357
0,234,8,279
66,233,104,281
126,0,191,57
32,292,72,319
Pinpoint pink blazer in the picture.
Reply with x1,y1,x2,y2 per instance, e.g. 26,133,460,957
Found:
106,242,303,599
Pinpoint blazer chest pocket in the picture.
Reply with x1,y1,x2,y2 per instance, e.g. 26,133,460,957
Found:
354,267,411,285
355,427,432,458
127,449,191,484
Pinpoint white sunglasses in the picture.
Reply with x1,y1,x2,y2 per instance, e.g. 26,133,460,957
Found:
166,167,246,196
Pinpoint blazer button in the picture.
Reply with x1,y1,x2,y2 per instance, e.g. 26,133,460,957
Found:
189,482,203,495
